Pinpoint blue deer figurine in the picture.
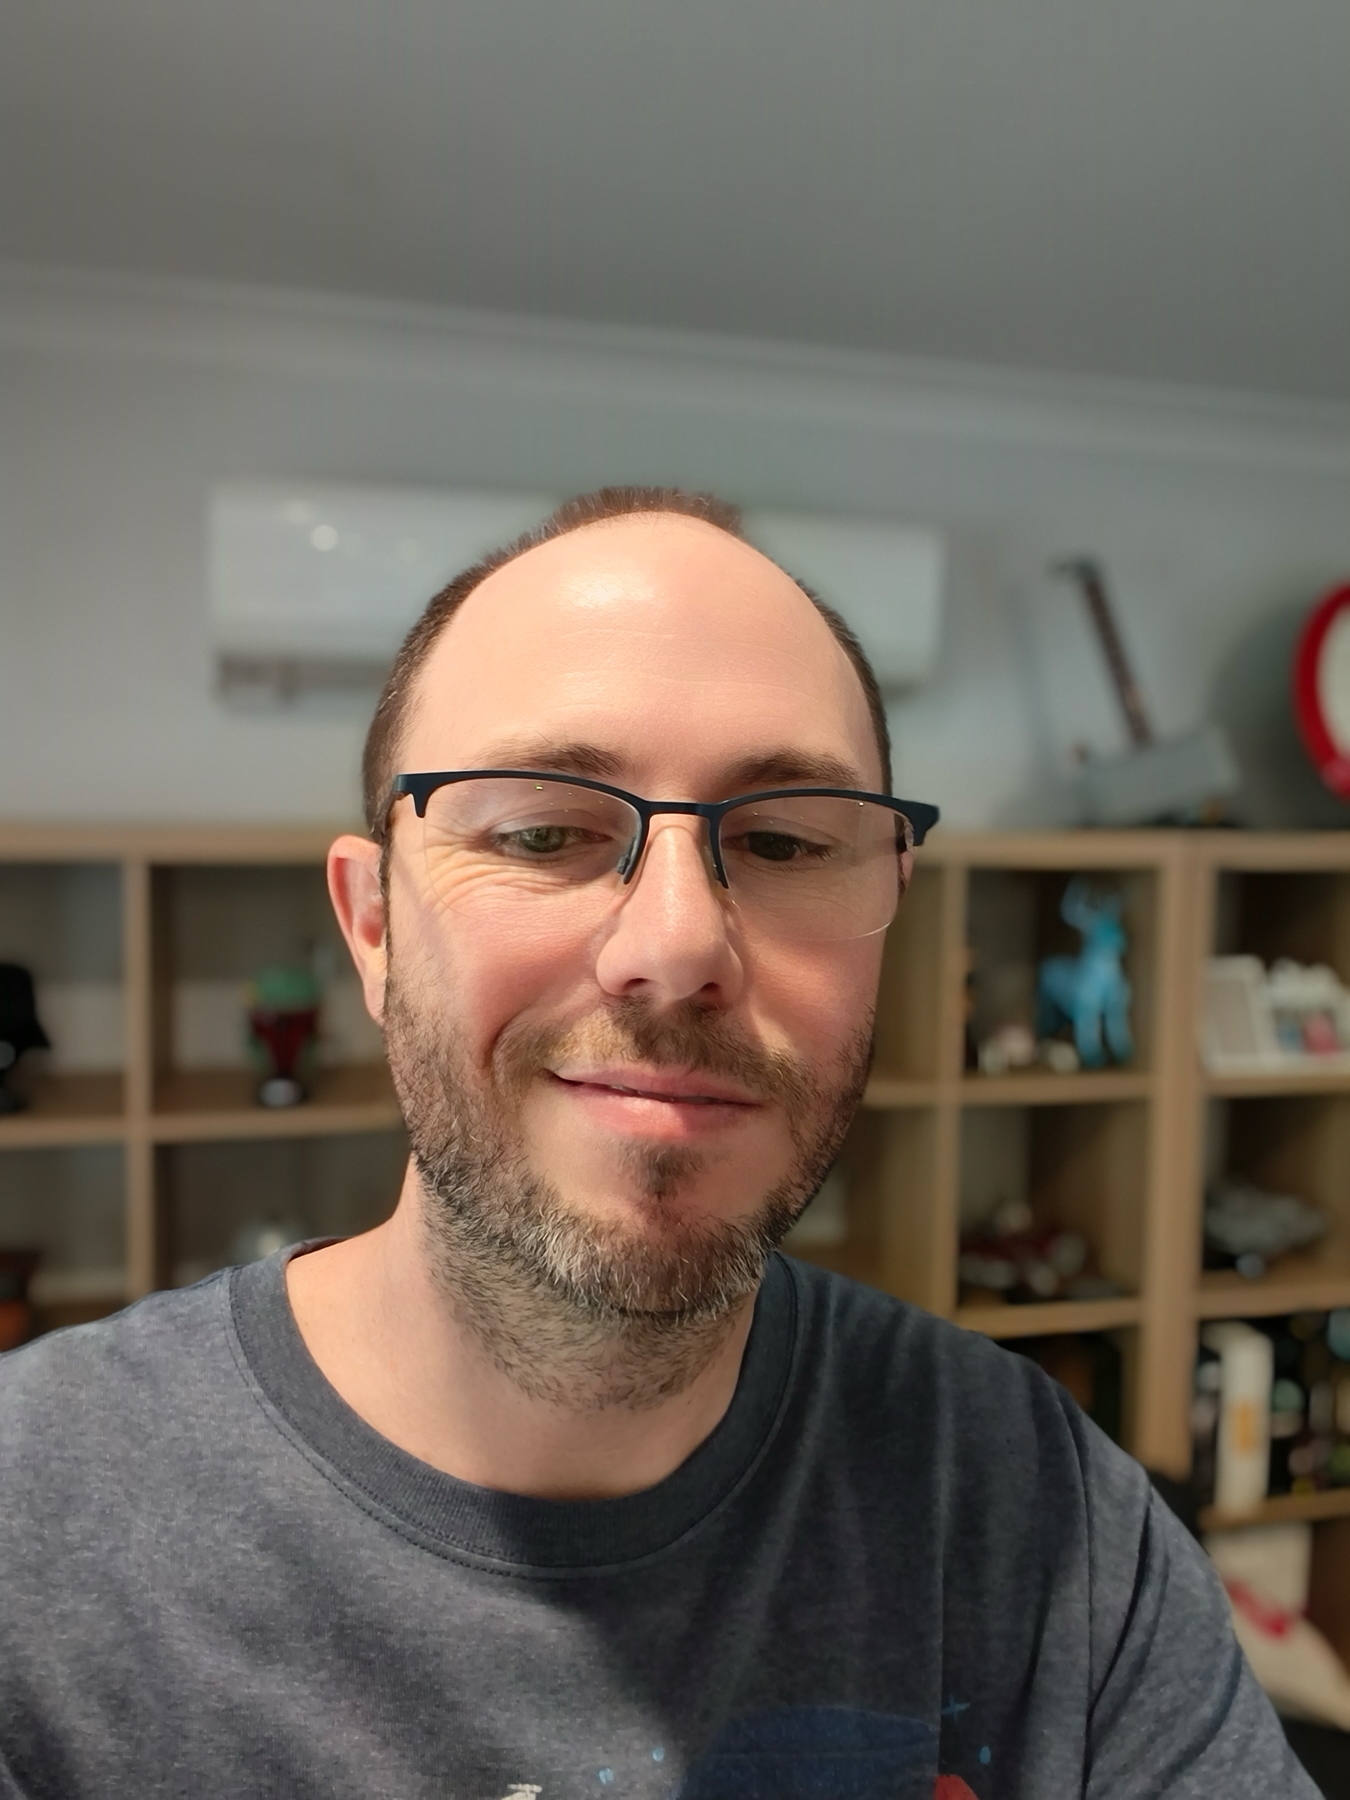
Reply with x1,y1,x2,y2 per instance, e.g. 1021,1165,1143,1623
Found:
1036,879,1134,1069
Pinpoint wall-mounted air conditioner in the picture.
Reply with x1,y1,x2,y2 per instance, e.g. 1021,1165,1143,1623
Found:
209,482,944,708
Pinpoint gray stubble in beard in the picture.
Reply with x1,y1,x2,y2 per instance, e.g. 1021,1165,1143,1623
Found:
383,970,872,1412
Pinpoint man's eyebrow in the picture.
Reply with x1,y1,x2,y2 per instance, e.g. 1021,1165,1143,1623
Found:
721,750,870,793
472,738,626,780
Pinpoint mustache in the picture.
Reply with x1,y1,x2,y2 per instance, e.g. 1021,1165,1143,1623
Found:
493,997,831,1111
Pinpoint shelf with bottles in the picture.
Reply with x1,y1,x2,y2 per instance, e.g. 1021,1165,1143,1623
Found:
954,1100,1145,1320
0,860,126,1140
960,861,1157,1090
956,1069,1153,1107
1192,1309,1350,1529
147,861,388,1129
1197,1091,1350,1317
0,1143,127,1344
160,1128,407,1290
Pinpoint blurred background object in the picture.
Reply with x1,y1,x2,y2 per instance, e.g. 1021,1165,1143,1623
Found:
0,966,50,1115
247,964,320,1107
0,1249,40,1350
1053,558,1240,826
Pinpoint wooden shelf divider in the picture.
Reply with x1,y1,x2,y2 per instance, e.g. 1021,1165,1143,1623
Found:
1201,1489,1350,1532
955,1296,1144,1340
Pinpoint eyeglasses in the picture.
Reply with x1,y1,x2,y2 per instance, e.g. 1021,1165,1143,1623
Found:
386,771,938,943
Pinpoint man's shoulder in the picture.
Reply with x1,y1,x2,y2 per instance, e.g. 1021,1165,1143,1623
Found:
777,1252,1125,1495
0,1272,236,1455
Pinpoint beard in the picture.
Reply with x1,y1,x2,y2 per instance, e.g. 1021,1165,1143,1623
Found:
382,963,872,1411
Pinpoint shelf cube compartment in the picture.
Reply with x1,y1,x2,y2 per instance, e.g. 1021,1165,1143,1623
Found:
0,862,124,1119
964,865,1157,1078
150,863,386,1113
162,1128,408,1289
957,1101,1147,1308
1213,868,1350,977
1200,1094,1350,1314
0,1144,126,1329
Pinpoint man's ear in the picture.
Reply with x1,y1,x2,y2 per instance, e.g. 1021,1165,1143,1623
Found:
328,835,387,1023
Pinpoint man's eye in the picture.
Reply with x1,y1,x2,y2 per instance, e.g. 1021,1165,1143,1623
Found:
500,826,575,855
736,830,832,864
491,824,610,857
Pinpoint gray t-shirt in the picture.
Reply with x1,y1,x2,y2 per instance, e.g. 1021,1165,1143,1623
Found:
0,1248,1316,1799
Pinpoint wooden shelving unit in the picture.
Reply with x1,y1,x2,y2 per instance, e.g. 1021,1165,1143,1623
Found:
781,829,1197,1471
7,823,1350,1511
0,826,406,1322
786,828,1350,1500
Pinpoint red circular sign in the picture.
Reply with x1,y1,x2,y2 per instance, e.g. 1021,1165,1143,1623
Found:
1294,583,1350,797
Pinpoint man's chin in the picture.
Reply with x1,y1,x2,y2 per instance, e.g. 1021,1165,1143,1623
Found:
512,1181,794,1323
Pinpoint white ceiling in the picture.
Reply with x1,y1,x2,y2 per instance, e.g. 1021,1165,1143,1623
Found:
2,0,1347,401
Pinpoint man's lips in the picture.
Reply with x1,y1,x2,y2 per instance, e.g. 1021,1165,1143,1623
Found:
548,1068,760,1107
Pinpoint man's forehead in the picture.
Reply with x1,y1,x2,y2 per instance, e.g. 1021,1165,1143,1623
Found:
457,511,829,636
401,513,879,784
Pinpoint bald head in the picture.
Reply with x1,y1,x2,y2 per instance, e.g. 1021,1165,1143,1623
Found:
362,487,891,835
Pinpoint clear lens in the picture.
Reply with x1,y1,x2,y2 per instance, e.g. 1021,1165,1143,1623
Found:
417,777,640,914
719,795,906,940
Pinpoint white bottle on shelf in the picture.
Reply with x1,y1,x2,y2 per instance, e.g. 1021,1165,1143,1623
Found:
1202,1323,1273,1515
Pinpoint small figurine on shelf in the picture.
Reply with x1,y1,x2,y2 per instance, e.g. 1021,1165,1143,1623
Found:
1036,878,1134,1069
957,1196,1121,1306
247,965,321,1108
0,964,50,1115
1204,1179,1327,1280
976,1021,1036,1077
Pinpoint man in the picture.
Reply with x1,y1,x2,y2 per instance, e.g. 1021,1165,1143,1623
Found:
0,488,1314,1798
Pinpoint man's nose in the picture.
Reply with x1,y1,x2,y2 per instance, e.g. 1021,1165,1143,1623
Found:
593,818,744,1006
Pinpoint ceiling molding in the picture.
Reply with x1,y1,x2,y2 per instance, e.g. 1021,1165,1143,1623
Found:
5,259,1350,478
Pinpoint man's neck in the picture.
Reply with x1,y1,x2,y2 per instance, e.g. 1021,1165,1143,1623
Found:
283,1181,758,1501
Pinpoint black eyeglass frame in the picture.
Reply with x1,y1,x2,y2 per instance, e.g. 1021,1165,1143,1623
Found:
386,770,939,890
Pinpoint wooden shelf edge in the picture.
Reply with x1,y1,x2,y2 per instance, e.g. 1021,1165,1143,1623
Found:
0,823,359,863
863,1079,940,1109
0,1074,127,1147
957,1071,1152,1107
920,829,1188,869
1202,1489,1350,1531
149,1103,405,1144
1189,832,1350,874
0,1117,129,1148
955,1296,1143,1339
864,1072,1155,1109
1195,1266,1350,1319
1205,1065,1350,1098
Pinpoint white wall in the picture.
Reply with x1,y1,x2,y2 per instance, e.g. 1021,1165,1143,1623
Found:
3,263,1350,830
